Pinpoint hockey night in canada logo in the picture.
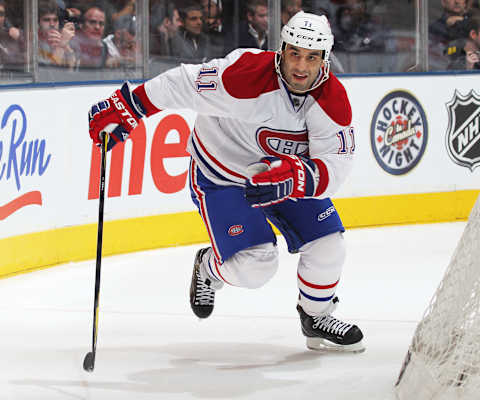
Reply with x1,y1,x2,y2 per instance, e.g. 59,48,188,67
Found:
370,90,428,175
445,89,480,171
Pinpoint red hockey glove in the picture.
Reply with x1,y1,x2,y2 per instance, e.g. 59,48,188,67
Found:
88,82,146,151
245,155,319,208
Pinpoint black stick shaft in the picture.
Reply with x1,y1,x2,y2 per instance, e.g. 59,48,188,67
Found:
85,133,108,371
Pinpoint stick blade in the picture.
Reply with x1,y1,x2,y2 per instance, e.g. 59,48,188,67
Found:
83,351,95,372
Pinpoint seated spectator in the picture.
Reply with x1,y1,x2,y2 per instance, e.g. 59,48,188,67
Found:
150,0,168,29
237,0,269,51
55,1,82,28
334,0,387,54
447,11,480,69
70,5,107,68
430,0,473,70
170,2,211,62
282,0,302,26
0,0,24,71
66,0,114,34
110,0,135,26
331,0,395,73
465,13,480,68
104,14,139,68
201,0,222,32
200,0,226,58
150,2,182,56
38,0,76,68
309,0,340,33
61,1,82,21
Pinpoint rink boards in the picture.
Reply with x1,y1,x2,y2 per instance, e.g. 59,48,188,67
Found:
0,72,479,277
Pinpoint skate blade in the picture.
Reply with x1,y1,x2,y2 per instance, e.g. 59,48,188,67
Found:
306,337,365,353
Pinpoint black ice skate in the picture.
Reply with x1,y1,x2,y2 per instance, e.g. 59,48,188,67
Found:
190,247,216,319
297,303,365,353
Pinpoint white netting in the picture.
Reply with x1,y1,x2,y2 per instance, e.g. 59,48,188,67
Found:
396,195,480,400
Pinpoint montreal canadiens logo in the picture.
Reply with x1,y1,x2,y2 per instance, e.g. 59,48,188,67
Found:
370,90,428,175
445,90,480,171
256,127,308,157
228,225,244,236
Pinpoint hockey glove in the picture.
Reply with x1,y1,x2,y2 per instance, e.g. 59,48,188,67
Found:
245,155,318,208
88,82,146,151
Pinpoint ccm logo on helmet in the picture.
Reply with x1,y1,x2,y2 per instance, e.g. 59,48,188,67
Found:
297,34,313,40
110,93,138,129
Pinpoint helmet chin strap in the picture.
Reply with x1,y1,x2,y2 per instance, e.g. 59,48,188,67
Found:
275,50,330,94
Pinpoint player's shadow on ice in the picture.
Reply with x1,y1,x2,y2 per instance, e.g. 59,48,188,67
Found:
11,342,331,398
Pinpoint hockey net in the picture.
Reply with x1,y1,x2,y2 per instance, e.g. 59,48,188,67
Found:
396,194,480,400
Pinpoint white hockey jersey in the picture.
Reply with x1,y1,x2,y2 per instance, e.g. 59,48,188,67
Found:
134,48,355,198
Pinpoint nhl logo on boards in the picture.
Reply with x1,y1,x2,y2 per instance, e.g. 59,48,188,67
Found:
256,127,308,157
445,90,480,172
370,90,428,175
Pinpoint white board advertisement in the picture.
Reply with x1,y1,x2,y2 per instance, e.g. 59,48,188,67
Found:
0,74,479,240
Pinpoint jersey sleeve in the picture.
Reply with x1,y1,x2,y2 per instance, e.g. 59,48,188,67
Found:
133,49,275,122
306,78,355,198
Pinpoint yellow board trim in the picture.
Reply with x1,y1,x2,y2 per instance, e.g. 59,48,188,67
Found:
1,190,478,279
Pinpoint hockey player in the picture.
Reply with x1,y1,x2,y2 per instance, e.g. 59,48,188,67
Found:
88,11,364,353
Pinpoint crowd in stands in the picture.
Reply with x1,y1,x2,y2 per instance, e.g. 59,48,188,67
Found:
0,0,479,79
430,0,480,71
0,0,24,72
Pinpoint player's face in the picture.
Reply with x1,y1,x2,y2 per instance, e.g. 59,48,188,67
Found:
281,44,324,93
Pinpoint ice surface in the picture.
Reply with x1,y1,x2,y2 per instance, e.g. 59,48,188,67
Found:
0,222,466,399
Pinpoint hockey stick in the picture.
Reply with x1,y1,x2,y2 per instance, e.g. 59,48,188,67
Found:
83,132,108,372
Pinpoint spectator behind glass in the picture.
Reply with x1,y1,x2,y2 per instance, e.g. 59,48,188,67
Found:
237,0,269,51
201,0,222,32
110,0,135,26
334,0,387,53
309,0,342,34
38,1,76,68
282,0,302,26
61,1,82,21
465,12,480,68
70,5,107,68
66,1,115,34
170,2,211,62
0,0,24,71
104,14,139,68
430,0,473,70
447,11,480,69
150,1,182,56
201,0,226,58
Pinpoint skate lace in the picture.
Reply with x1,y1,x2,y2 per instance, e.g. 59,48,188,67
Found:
312,315,352,336
194,270,215,306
